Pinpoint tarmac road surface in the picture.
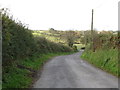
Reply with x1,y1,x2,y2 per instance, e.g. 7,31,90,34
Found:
33,51,118,88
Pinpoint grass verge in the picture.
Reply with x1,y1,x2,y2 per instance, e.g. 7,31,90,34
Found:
81,48,119,77
2,52,75,88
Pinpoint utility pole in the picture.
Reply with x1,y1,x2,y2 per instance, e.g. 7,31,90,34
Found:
91,9,95,52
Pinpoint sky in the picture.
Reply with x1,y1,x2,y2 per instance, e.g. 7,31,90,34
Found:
0,0,119,31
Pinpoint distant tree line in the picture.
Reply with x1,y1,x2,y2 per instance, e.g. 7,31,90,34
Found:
81,30,119,51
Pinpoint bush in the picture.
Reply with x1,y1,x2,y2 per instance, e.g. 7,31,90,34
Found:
34,36,72,53
72,45,78,52
2,13,37,66
2,9,73,67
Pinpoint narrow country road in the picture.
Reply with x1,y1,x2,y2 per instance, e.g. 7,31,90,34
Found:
33,51,118,88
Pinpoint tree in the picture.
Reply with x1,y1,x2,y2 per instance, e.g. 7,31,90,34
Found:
61,30,77,47
49,28,57,34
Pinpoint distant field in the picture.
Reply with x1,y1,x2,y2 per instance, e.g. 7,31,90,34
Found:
32,30,84,51
32,30,81,44
73,44,85,50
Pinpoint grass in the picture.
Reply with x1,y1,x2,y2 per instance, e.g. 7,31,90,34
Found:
2,52,75,88
81,48,119,77
18,52,74,70
3,67,32,88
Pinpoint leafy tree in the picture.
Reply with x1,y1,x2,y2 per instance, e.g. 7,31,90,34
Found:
49,28,57,34
61,30,77,47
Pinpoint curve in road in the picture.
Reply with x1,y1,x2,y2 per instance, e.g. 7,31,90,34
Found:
33,51,118,88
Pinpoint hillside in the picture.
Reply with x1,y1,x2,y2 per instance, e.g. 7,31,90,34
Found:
32,30,86,50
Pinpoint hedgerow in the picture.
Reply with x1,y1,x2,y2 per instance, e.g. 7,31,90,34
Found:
2,9,72,66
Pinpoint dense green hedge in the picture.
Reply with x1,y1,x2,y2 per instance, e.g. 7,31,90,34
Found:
35,36,72,53
81,30,119,76
2,13,36,65
2,10,72,66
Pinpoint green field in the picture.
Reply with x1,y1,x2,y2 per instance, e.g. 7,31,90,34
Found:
32,30,81,45
73,44,85,50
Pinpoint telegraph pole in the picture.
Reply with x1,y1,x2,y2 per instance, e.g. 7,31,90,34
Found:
91,9,94,52
91,9,93,32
